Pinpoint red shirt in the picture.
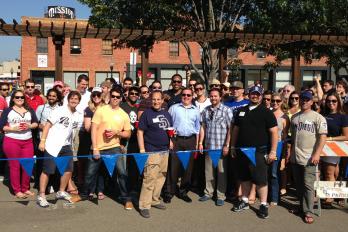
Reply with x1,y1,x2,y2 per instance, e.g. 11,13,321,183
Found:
0,96,8,112
26,94,44,111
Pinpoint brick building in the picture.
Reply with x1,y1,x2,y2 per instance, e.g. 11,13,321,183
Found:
20,11,329,93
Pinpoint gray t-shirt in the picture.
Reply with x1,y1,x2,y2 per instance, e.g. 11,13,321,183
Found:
290,110,327,165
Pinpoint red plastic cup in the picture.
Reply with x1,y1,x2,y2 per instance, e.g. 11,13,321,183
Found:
104,129,112,138
166,127,175,137
19,122,26,129
134,121,139,129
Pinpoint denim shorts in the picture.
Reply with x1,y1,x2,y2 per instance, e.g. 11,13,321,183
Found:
43,145,74,175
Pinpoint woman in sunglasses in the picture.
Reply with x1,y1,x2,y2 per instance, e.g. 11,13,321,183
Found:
269,93,289,205
0,90,39,198
78,87,107,200
321,92,348,207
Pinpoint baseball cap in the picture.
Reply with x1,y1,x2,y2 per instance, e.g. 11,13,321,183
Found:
230,81,244,89
53,81,64,88
248,85,264,95
222,82,230,88
92,87,102,93
210,79,221,86
300,91,313,100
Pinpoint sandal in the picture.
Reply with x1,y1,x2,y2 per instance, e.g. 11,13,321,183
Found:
98,192,105,200
303,214,314,224
24,190,35,196
15,192,27,199
67,189,79,195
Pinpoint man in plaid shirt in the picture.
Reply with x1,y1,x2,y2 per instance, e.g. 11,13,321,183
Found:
198,88,233,206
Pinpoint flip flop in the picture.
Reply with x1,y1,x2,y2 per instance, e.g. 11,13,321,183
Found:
15,192,27,199
303,215,314,224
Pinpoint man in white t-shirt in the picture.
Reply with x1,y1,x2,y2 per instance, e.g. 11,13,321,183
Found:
36,91,82,208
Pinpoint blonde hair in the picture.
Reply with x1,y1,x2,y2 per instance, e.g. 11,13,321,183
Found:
88,96,106,112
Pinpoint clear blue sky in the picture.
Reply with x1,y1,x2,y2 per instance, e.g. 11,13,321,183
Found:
0,0,91,62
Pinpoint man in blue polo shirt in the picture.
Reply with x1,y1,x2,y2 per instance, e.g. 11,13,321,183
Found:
224,81,249,115
163,88,200,203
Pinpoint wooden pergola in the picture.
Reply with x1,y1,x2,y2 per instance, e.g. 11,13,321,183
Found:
1,18,348,88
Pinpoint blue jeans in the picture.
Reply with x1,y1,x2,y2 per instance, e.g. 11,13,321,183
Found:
81,147,130,201
269,160,279,203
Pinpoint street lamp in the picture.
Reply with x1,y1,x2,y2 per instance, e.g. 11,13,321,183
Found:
110,63,114,79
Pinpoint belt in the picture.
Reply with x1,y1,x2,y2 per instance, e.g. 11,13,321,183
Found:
176,135,195,139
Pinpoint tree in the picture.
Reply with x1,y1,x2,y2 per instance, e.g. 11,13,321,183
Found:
78,0,252,84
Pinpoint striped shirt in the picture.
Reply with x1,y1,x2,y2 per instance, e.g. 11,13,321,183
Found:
201,103,233,149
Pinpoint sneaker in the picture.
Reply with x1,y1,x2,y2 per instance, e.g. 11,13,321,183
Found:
152,203,166,210
216,199,224,206
232,200,249,212
139,209,151,218
257,204,269,219
37,196,50,208
56,191,72,202
198,195,211,202
124,201,134,210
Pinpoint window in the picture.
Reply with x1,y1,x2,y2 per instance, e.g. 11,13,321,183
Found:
102,39,113,55
95,72,120,86
63,71,88,89
246,69,269,90
36,38,48,53
169,41,179,57
275,71,291,91
70,38,81,54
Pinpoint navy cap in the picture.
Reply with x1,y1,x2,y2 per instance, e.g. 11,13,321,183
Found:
300,91,313,100
248,85,264,95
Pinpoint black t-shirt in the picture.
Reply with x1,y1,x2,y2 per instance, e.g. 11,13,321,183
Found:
139,108,173,152
234,104,277,147
323,113,348,137
120,101,138,145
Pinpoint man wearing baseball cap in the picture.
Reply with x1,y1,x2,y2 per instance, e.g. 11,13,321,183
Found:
231,85,278,219
224,81,249,115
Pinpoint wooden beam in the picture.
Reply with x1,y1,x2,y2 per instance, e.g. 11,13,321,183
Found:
291,54,301,90
141,47,149,85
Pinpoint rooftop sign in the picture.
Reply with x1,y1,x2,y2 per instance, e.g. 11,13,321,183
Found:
46,6,75,19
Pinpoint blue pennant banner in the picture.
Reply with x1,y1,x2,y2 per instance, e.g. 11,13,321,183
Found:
176,151,191,170
276,141,283,160
208,150,221,168
102,155,118,177
54,156,72,176
240,147,256,166
19,158,35,177
133,153,149,174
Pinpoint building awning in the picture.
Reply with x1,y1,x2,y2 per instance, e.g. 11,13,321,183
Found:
1,18,347,46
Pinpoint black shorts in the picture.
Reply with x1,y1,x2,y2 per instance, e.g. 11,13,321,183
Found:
236,147,269,185
43,145,74,175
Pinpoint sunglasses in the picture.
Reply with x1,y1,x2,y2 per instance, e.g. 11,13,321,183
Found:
14,96,25,99
195,87,203,91
182,94,192,97
111,95,122,99
210,84,219,88
290,97,299,100
263,98,271,102
26,86,35,89
152,87,162,90
326,99,338,104
271,99,282,103
141,91,149,94
129,92,139,96
172,80,182,83
92,92,102,98
1,88,9,91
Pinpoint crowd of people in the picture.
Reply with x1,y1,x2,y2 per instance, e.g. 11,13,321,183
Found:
0,73,347,223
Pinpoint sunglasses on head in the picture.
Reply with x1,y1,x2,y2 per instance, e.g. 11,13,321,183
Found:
111,95,122,99
129,92,139,96
271,99,282,103
14,96,25,99
26,86,35,89
326,99,338,104
182,93,192,97
210,84,219,88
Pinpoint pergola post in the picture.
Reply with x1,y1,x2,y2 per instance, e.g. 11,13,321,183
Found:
141,46,149,86
291,54,301,90
52,34,65,81
218,48,227,82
